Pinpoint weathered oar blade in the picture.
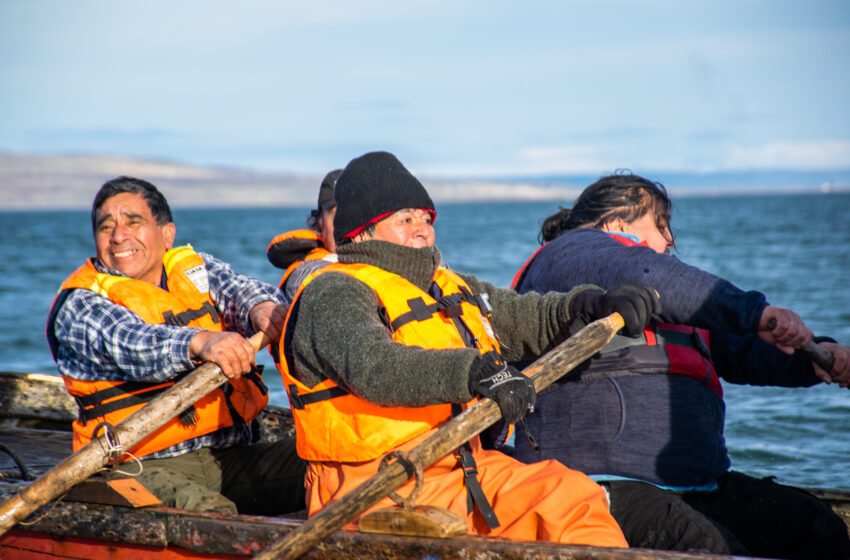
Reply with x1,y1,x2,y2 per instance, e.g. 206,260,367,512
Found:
0,331,269,536
253,313,625,560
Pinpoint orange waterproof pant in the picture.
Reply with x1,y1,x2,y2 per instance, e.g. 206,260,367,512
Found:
305,430,627,548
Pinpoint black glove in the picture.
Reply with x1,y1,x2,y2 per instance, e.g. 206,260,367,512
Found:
570,284,661,337
468,357,536,424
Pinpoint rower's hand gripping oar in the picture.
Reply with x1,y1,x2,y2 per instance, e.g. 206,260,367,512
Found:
766,317,835,373
0,330,270,536
252,312,625,560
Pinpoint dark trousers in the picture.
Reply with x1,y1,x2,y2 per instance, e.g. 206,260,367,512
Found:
605,472,850,559
214,438,307,516
120,437,306,516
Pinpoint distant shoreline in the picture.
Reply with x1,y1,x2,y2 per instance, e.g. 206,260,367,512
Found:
1,152,848,210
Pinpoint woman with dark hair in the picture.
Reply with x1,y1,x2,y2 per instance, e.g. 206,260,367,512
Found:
510,172,850,558
536,173,673,249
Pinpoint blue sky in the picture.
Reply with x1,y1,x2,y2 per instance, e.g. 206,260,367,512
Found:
1,0,848,178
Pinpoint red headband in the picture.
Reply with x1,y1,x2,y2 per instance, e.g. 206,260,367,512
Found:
342,208,436,240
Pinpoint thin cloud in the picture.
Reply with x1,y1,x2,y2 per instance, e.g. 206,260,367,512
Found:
725,140,850,170
516,146,612,175
419,146,612,177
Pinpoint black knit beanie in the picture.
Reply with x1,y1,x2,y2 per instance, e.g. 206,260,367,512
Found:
333,151,436,244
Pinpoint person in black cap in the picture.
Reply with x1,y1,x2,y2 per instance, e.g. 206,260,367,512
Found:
266,169,342,300
274,150,660,546
310,168,343,252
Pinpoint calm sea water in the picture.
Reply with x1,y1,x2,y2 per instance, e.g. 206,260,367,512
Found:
1,193,848,490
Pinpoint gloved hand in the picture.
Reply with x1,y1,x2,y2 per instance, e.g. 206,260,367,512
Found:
468,357,536,424
570,284,661,337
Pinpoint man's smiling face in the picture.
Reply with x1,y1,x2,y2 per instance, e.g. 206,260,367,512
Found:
94,192,176,285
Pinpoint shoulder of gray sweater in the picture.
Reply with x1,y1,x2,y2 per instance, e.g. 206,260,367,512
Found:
299,269,380,313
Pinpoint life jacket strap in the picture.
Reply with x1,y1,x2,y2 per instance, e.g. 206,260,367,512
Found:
219,381,245,427
162,301,220,327
75,380,169,409
77,364,265,426
390,289,485,332
287,384,350,410
211,363,267,427
245,364,269,396
76,383,172,423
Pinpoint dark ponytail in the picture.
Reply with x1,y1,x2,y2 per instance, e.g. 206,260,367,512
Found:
539,207,573,244
538,171,673,245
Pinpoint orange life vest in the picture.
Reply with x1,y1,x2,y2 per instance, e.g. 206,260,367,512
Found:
279,262,502,462
266,229,332,291
51,246,268,460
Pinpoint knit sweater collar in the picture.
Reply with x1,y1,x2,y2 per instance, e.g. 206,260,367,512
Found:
337,241,442,292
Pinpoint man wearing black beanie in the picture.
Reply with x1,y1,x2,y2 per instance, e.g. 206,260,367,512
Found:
276,150,659,547
332,151,436,246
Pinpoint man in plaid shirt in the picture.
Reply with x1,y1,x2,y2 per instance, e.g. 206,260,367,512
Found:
47,176,305,515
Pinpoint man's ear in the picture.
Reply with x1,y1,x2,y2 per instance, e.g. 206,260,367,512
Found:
163,222,176,249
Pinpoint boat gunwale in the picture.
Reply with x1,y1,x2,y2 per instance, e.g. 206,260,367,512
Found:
2,499,748,560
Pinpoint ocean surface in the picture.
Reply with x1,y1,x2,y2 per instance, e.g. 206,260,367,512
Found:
1,193,849,490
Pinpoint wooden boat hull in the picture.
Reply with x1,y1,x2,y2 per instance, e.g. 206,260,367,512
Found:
2,490,849,560
0,502,736,560
1,371,848,559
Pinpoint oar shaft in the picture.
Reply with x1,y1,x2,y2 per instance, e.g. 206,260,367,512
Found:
254,313,624,560
804,340,836,372
766,318,835,372
0,331,269,535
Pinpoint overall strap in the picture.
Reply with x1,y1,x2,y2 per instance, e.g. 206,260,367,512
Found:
452,403,500,530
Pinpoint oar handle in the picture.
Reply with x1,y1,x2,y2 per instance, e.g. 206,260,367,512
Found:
765,318,835,372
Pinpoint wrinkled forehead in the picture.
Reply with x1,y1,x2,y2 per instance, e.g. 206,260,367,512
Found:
95,193,153,222
388,207,436,220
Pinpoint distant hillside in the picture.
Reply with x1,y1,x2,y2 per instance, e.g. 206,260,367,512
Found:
0,153,319,210
0,153,583,210
1,152,847,210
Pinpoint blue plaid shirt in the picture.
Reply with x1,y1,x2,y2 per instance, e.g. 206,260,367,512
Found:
51,251,284,459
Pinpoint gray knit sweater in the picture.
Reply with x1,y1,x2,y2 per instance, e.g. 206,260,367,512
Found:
286,240,592,407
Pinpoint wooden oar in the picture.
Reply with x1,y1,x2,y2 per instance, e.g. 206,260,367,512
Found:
0,331,269,536
253,312,625,560
803,340,835,372
766,318,835,372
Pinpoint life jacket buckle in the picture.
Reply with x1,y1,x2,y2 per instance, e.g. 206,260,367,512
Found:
457,446,478,476
438,295,463,319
